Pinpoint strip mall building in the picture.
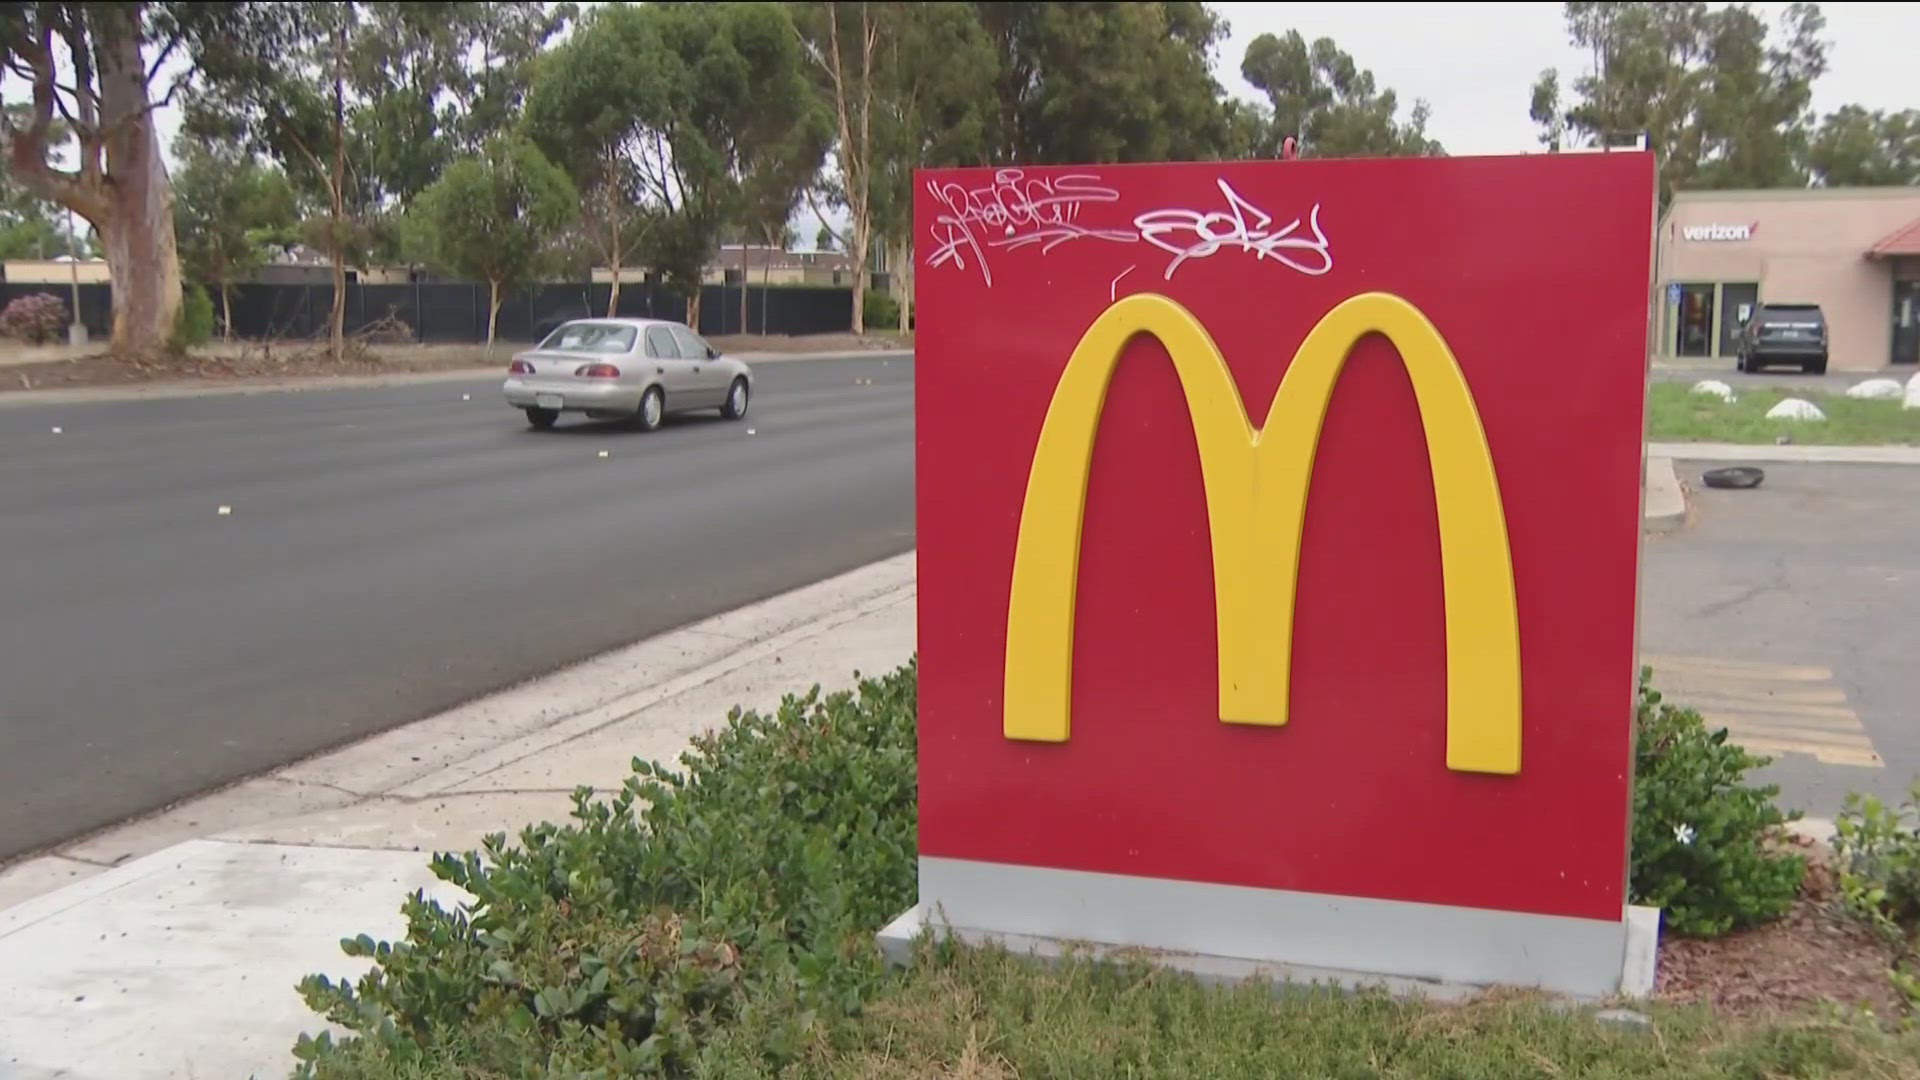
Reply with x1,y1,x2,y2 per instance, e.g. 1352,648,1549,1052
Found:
1656,186,1920,371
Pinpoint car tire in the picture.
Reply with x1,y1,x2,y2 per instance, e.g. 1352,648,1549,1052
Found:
1806,354,1828,376
633,386,665,432
524,407,558,430
721,377,750,420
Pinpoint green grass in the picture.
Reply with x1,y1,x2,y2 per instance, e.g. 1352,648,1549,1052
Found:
742,940,1920,1080
1648,384,1920,446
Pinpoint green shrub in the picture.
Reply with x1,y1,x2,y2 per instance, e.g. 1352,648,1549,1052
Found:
292,662,919,1078
173,282,215,348
1834,778,1920,1007
862,288,899,331
1631,667,1805,937
1837,779,1920,931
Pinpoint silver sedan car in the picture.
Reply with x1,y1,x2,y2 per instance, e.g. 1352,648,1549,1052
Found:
501,318,754,430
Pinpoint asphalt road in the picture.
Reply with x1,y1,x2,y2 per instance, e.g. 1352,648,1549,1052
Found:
0,356,915,862
1641,461,1920,821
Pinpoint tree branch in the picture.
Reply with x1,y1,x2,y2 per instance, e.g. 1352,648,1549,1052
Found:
804,186,845,248
1,11,107,221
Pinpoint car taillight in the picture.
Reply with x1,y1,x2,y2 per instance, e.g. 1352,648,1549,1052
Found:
576,363,621,379
509,360,535,375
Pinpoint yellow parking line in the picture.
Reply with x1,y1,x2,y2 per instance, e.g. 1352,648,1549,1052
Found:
1643,654,1832,682
1643,653,1884,770
1677,698,1861,722
1721,738,1884,768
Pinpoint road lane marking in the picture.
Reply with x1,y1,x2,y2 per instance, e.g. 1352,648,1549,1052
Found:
1643,653,1884,769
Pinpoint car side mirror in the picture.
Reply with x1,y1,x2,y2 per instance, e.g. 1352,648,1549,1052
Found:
706,346,720,360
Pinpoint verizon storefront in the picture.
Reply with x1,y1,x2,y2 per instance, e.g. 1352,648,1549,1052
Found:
1656,186,1920,371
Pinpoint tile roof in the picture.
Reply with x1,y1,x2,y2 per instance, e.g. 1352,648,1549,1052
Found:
1868,215,1920,257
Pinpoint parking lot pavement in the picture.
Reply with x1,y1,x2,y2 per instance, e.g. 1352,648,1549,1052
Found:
1640,460,1920,823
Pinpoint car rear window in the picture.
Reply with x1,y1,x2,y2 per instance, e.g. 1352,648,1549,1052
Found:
1758,306,1823,327
539,323,636,353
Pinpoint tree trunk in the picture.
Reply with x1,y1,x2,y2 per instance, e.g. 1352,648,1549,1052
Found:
99,195,183,355
893,235,912,333
329,242,347,353
848,220,868,334
486,278,501,352
220,284,234,342
4,5,186,356
760,259,770,334
603,178,622,317
328,16,349,360
686,290,701,330
738,243,748,336
822,1,875,336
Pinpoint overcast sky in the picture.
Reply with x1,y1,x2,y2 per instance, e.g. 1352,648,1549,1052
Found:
1217,2,1920,157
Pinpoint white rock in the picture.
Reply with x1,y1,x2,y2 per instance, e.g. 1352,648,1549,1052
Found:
1595,1008,1653,1033
1905,383,1920,410
217,505,233,516
49,426,62,434
1689,379,1735,402
597,450,609,458
1765,397,1826,422
1844,378,1904,400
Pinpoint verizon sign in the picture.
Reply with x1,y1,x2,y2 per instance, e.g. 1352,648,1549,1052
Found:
1682,221,1758,242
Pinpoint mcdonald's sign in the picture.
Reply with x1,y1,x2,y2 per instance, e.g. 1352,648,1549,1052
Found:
1002,290,1521,775
908,153,1656,993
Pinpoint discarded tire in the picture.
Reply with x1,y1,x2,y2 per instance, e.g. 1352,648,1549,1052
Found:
1701,466,1764,489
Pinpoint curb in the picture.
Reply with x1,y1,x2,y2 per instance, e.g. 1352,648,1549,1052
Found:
1648,442,1920,466
1644,456,1687,535
0,349,912,409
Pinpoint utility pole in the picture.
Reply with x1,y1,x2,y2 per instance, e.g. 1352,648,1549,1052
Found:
65,205,87,347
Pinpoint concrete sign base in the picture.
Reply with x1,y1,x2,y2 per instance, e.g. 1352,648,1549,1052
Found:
879,858,1661,1002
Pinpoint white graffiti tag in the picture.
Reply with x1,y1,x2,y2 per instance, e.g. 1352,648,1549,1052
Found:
1132,179,1333,281
926,169,1138,286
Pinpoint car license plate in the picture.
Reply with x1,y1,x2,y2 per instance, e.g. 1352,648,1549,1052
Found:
536,393,564,410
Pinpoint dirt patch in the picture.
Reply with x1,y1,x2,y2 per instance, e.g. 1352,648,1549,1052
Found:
707,331,910,354
1655,840,1907,1018
0,331,910,394
0,340,499,394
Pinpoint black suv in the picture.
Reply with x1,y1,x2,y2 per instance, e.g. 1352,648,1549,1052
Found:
1736,303,1829,374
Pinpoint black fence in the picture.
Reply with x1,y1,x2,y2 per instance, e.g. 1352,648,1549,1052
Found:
0,279,856,342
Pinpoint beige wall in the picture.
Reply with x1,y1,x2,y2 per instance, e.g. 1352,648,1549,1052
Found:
1657,188,1920,371
4,259,110,284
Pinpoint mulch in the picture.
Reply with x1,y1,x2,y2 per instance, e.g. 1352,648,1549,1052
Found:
1654,837,1909,1018
0,343,482,394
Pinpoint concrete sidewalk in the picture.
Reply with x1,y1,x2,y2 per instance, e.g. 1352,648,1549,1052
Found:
0,553,917,1080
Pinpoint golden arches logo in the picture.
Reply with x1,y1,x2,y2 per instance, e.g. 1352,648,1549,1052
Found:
1002,292,1522,775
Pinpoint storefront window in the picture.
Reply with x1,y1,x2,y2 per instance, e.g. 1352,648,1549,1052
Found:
1895,280,1920,366
1719,283,1758,357
1676,283,1715,357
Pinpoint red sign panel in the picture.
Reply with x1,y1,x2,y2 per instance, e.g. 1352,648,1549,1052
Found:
914,153,1654,922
